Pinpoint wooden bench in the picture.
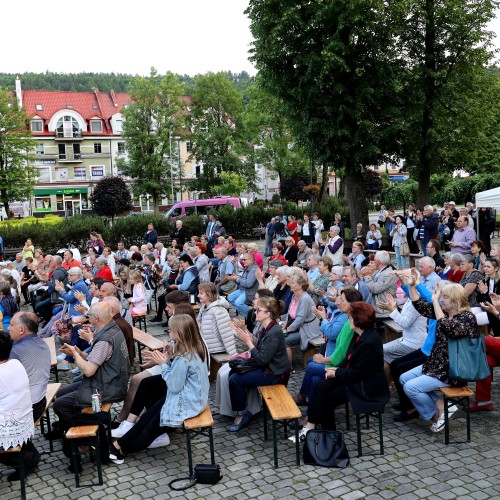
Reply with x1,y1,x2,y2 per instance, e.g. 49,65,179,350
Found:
364,248,421,268
209,352,231,384
302,336,325,368
252,227,265,239
82,402,113,443
4,247,23,258
43,336,59,383
132,327,164,365
35,382,61,453
0,445,26,499
258,384,302,468
439,386,474,445
383,319,403,343
131,312,148,332
183,405,215,478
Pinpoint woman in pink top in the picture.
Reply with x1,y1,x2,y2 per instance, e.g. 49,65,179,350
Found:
128,269,148,315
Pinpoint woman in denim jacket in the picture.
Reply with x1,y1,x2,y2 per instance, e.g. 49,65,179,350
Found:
109,314,209,463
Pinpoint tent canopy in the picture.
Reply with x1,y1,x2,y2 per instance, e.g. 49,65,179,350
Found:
475,186,500,212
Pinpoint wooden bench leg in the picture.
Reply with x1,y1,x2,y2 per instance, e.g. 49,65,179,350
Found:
262,404,268,441
208,427,215,465
46,408,54,453
70,441,80,487
271,419,278,468
378,412,384,455
185,430,194,478
18,449,26,500
444,396,450,445
356,414,363,457
95,433,103,486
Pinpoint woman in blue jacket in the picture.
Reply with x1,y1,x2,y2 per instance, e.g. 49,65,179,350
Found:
109,314,209,463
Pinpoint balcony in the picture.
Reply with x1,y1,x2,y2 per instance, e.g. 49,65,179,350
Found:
55,130,83,141
58,153,83,163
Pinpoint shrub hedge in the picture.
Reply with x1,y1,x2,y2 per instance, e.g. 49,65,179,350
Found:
0,196,350,253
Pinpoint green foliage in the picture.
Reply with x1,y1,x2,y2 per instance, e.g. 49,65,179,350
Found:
0,87,37,215
116,68,188,213
381,180,419,211
441,174,500,205
90,176,133,220
188,72,255,194
218,172,248,196
362,170,384,198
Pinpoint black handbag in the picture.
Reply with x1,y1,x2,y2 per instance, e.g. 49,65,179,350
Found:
169,464,222,491
228,357,257,374
303,429,350,468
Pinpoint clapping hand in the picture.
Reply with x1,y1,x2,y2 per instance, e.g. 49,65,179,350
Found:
377,293,397,313
233,326,253,348
480,301,498,315
54,279,65,292
312,304,327,319
478,280,488,294
144,349,168,366
432,287,442,303
490,293,500,309
74,290,86,303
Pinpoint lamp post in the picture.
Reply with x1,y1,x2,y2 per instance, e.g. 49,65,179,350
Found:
168,126,174,203
88,179,94,210
175,136,182,200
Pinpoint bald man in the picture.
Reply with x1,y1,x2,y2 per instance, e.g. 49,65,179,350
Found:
53,301,130,431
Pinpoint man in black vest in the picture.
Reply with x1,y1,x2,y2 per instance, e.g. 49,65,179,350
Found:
52,301,130,430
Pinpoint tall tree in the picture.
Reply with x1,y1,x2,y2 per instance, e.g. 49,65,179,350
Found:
395,0,498,207
0,88,37,216
188,72,255,195
90,176,133,222
246,0,404,230
116,68,188,214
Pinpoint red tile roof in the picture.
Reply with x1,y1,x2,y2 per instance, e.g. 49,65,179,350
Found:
22,89,130,134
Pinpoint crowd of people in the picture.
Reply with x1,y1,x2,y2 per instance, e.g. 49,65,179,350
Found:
0,203,498,483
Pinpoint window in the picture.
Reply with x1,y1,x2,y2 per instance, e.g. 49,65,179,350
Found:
373,165,379,170
195,164,201,177
34,197,51,212
117,142,125,154
31,120,43,132
67,104,74,109
186,140,192,152
37,167,51,182
92,105,98,110
35,104,43,111
56,116,80,137
90,120,103,133
94,143,102,154
58,144,66,160
115,120,123,132
91,165,104,179
73,144,81,159
55,168,68,181
74,167,87,179
36,144,44,155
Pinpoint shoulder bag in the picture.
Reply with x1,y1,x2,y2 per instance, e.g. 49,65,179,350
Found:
448,336,490,382
303,429,350,468
400,239,410,257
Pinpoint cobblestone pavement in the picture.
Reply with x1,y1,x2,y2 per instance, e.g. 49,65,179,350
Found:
2,237,499,499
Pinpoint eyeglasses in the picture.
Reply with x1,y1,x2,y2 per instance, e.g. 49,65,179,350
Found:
240,258,247,261
255,308,269,314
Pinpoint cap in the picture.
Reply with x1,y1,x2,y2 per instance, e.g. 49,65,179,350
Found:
448,201,456,205
117,258,131,266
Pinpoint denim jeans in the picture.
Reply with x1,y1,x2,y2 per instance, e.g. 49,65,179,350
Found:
299,358,327,401
400,365,448,421
227,289,250,317
229,369,280,413
265,236,274,256
394,245,407,270
366,242,379,250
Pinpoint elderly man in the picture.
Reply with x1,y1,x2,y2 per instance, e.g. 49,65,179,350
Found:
101,281,133,325
62,249,81,270
227,253,259,317
341,266,371,303
170,219,186,246
360,250,397,319
53,301,130,430
305,253,321,283
323,225,344,266
460,206,474,228
415,205,438,256
6,260,21,287
294,240,313,269
154,242,167,267
102,296,134,366
216,246,237,295
265,217,276,256
13,253,26,274
5,312,51,480
115,241,130,261
144,223,158,246
449,216,476,254
417,256,441,291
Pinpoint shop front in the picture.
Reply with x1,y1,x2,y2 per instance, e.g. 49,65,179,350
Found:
32,187,91,216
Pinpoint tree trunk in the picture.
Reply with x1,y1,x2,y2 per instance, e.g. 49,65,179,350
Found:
318,162,330,204
344,168,369,231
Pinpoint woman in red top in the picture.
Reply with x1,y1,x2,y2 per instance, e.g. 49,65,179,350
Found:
95,256,113,282
266,243,287,273
442,253,464,283
287,216,298,246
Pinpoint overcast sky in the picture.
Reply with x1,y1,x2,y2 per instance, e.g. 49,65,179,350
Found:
3,0,499,77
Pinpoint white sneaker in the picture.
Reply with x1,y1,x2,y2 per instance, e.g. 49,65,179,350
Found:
288,426,309,443
56,353,66,362
111,420,135,438
70,367,81,374
147,433,170,449
447,405,458,418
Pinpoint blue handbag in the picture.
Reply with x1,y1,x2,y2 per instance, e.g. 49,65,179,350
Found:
448,336,490,382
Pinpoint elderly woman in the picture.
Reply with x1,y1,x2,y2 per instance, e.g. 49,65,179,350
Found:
441,253,464,283
191,243,211,283
0,332,38,480
197,282,236,356
257,259,283,292
391,215,408,270
169,254,200,296
307,255,333,302
459,254,485,308
267,243,287,270
282,237,298,266
353,223,366,243
401,281,480,432
0,281,19,331
283,271,320,366
366,223,382,250
226,296,290,432
343,241,365,270
291,302,389,442
273,266,293,314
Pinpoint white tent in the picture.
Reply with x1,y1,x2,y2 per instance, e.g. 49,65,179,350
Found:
475,186,500,212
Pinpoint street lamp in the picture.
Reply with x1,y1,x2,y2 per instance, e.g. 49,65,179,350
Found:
175,136,182,199
88,179,94,209
168,126,174,203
